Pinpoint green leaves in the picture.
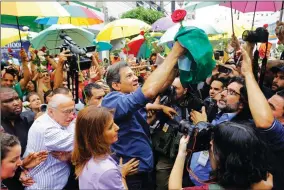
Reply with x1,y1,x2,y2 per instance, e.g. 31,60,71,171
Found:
121,7,164,25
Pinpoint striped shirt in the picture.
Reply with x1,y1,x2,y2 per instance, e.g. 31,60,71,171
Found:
24,113,74,190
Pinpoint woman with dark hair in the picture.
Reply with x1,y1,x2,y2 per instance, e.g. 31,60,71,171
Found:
25,92,42,114
1,133,48,189
72,106,139,189
1,133,22,181
169,121,273,190
43,90,53,104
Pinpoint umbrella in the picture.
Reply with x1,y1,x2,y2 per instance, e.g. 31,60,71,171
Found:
184,2,221,11
30,24,94,54
1,2,70,46
93,41,113,52
1,28,29,47
83,24,105,36
220,1,284,13
151,17,175,31
158,21,223,45
96,19,151,41
123,32,163,58
35,5,103,26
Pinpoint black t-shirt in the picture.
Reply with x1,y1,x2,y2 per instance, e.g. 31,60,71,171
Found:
1,111,35,156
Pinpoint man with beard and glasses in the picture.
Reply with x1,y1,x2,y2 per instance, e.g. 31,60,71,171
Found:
188,76,252,186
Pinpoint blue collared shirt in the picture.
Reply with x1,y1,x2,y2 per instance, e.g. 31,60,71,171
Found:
101,87,153,172
190,112,238,186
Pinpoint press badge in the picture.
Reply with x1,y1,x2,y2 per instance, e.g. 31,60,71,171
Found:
197,151,209,167
162,123,169,133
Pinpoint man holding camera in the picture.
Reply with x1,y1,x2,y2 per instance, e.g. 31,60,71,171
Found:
241,45,284,189
102,42,185,189
188,75,252,185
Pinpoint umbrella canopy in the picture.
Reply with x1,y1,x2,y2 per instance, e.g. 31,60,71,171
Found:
35,5,103,26
1,2,70,45
93,41,113,52
30,24,94,54
96,19,151,41
1,28,29,47
83,24,105,36
151,17,175,31
220,1,284,13
159,21,223,45
1,2,70,17
124,32,163,58
184,2,221,11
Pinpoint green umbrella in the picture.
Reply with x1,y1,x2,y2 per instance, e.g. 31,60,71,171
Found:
1,15,46,32
31,24,95,54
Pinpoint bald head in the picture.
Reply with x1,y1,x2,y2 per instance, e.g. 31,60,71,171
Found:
48,94,73,109
47,94,75,127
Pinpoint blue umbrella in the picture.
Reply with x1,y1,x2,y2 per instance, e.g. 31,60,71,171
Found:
93,41,112,52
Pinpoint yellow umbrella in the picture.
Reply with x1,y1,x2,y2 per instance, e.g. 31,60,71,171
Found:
1,2,70,47
1,28,28,47
1,2,70,17
96,19,151,41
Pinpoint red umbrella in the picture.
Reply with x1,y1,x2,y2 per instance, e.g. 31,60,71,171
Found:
123,34,145,57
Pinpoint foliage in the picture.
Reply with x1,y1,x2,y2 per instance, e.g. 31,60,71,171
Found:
121,7,164,25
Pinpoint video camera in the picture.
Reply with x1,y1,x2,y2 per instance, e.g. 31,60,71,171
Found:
242,27,269,43
58,32,96,71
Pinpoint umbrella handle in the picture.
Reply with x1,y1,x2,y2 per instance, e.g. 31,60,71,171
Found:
252,2,258,30
16,16,23,48
230,1,234,35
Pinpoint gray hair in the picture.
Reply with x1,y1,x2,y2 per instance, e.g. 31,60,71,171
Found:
48,94,73,109
106,61,128,91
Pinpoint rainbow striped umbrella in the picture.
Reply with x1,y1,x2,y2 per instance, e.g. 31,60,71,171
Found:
35,5,103,26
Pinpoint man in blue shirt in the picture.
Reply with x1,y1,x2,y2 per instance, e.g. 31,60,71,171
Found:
102,42,185,189
241,46,284,189
189,76,252,185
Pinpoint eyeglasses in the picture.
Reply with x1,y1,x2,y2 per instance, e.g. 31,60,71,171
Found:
223,88,241,96
41,73,49,78
53,108,75,115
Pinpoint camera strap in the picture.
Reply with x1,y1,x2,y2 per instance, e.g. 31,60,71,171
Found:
185,129,216,185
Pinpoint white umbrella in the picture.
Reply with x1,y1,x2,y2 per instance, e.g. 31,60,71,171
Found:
158,20,224,45
31,24,95,54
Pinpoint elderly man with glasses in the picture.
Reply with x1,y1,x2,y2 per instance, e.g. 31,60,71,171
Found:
23,94,75,190
188,76,253,186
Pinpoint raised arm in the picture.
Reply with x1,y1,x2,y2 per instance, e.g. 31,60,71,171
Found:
54,50,71,89
19,49,31,90
142,42,184,99
241,47,274,129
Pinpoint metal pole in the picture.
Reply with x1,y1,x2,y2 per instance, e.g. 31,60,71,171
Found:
230,2,234,35
171,1,175,13
252,2,258,30
16,16,22,48
280,1,284,22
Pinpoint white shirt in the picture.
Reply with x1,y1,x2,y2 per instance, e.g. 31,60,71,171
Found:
24,113,74,190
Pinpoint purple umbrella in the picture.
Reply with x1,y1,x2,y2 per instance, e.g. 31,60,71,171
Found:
151,17,175,31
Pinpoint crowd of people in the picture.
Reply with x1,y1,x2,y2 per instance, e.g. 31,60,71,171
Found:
2,20,284,190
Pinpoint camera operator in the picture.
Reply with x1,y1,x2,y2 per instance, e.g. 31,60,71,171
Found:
153,77,188,190
188,76,252,185
101,42,185,189
168,122,272,190
241,45,284,189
